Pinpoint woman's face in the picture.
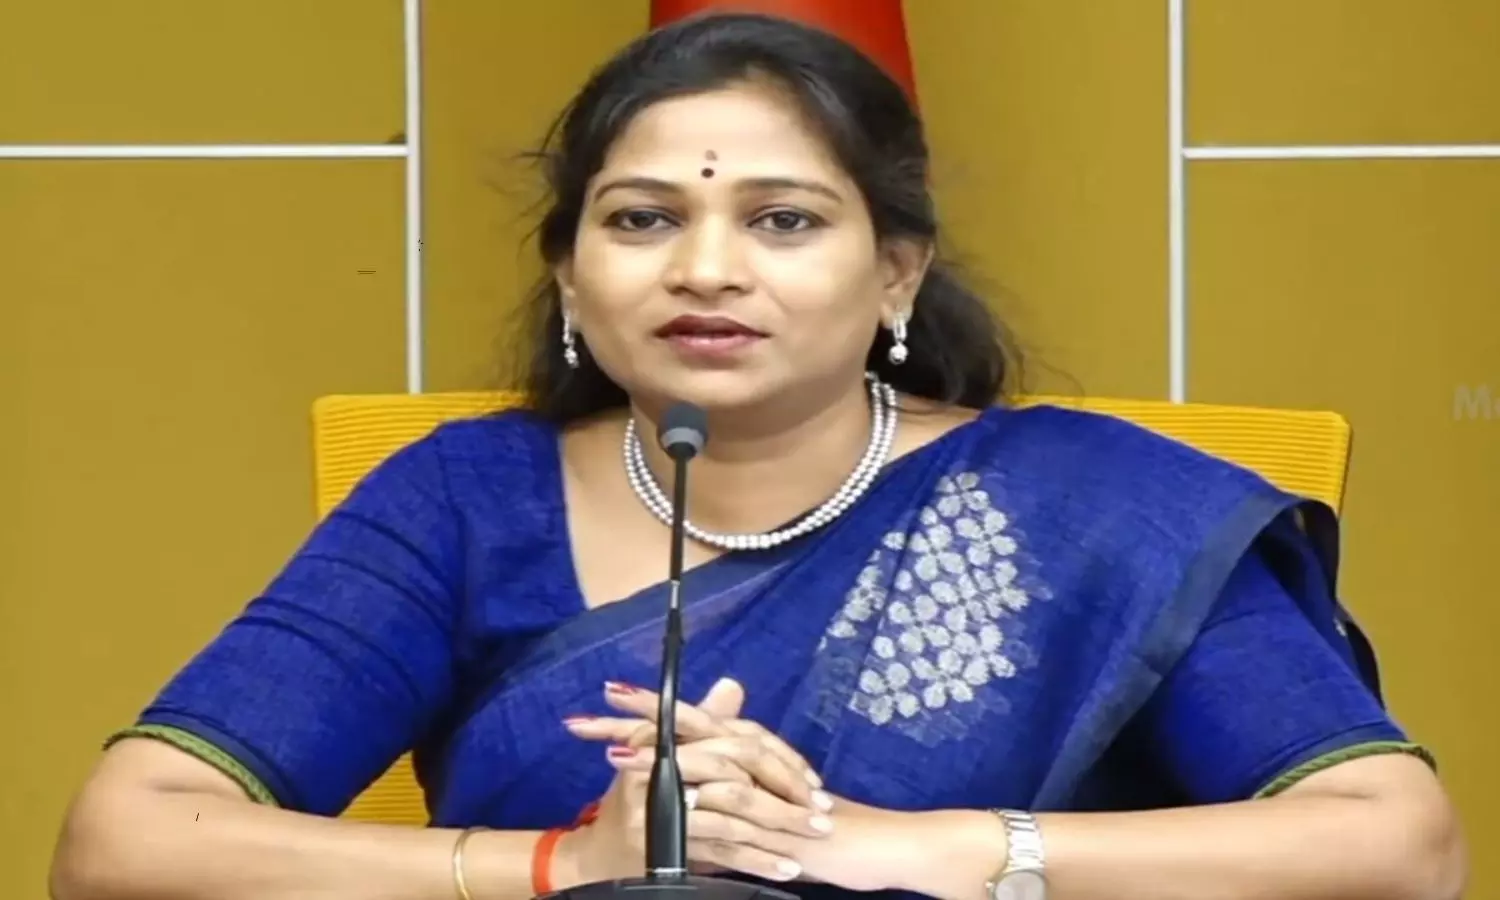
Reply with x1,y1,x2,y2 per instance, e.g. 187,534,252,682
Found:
557,81,928,415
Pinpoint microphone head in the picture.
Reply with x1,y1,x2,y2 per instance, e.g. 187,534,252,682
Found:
658,402,709,460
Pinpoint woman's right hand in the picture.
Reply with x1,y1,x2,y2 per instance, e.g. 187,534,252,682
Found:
558,679,835,884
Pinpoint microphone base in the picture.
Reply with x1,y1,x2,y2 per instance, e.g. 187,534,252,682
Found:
538,874,801,900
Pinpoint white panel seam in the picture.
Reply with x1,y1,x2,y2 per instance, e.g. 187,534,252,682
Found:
1168,0,1188,403
403,0,425,394
1187,144,1500,160
0,145,407,159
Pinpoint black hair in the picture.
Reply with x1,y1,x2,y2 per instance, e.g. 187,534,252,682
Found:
511,11,1022,422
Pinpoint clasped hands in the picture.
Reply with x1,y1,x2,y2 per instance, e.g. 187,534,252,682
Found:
559,678,905,891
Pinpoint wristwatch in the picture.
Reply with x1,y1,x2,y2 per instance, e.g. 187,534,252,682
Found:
984,810,1047,900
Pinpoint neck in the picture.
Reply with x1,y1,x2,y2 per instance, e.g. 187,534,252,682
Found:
632,376,880,537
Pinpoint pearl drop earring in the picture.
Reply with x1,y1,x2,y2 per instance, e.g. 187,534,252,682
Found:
887,312,909,365
562,311,580,369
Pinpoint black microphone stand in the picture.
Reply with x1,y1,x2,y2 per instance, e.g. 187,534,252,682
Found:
536,403,799,900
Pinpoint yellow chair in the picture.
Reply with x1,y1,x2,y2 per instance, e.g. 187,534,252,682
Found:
312,391,1352,825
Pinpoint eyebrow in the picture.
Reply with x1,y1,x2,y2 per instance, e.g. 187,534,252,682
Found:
590,175,844,205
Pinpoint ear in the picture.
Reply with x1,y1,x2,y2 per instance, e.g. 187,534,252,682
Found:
876,237,933,325
553,258,577,314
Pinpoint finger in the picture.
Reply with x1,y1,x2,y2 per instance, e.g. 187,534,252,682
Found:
605,746,659,780
711,736,821,809
577,713,824,798
562,716,661,743
688,808,792,850
610,720,666,751
688,834,802,883
679,734,817,808
625,721,657,750
694,779,834,839
598,682,818,789
564,717,659,755
603,682,728,741
698,678,745,720
604,743,753,785
722,719,826,794
587,679,747,751
616,737,814,809
587,713,826,808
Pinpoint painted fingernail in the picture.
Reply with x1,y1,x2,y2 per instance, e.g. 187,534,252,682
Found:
606,746,637,759
811,791,834,812
775,860,802,880
605,681,639,695
804,769,823,788
809,815,833,834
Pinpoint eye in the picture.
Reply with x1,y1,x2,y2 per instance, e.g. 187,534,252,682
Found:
751,209,820,233
605,209,676,232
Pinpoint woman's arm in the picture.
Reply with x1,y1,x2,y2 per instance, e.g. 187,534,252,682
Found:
562,700,1465,900
860,542,1469,900
887,753,1464,900
579,543,1467,900
50,739,559,900
50,431,551,899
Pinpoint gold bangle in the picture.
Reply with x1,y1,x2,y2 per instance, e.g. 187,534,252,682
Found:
452,826,489,900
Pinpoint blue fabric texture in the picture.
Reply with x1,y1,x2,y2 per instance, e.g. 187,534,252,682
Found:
134,402,1417,881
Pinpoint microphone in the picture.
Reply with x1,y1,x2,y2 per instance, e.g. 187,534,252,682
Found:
539,403,798,900
644,401,707,877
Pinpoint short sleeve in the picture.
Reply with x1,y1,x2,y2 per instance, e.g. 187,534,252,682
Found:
1131,542,1432,804
113,431,463,816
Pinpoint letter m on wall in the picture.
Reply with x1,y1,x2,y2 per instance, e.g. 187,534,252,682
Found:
1453,384,1496,420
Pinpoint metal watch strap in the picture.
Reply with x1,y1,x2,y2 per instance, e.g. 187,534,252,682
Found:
985,809,1047,900
1001,810,1046,871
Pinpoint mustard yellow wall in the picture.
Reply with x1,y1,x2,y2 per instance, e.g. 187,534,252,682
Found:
420,4,651,391
1186,4,1500,894
4,2,1497,899
0,2,647,896
909,1,1175,398
913,3,1498,895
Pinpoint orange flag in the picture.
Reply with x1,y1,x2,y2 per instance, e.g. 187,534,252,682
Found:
649,0,918,106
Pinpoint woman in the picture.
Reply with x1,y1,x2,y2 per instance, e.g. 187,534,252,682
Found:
50,12,1464,900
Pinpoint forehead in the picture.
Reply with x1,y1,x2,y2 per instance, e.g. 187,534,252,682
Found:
600,84,844,175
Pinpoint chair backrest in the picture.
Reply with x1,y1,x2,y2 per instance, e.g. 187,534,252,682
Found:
313,390,1351,824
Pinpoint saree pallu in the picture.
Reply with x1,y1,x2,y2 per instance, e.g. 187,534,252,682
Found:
119,402,1428,885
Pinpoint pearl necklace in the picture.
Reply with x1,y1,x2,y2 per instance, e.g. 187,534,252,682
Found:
623,374,899,551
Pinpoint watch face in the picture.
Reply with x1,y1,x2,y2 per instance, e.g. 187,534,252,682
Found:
994,871,1047,900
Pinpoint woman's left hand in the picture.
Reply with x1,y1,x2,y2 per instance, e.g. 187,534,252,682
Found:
564,679,919,892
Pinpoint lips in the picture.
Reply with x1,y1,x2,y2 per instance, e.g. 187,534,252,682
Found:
655,315,767,338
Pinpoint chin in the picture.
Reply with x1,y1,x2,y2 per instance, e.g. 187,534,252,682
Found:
637,368,783,414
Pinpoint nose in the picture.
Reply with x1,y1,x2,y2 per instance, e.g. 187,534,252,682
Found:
662,216,751,299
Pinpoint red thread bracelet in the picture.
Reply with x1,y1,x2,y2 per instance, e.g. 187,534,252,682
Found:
531,801,602,896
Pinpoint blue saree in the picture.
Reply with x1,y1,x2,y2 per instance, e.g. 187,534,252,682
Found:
118,401,1427,891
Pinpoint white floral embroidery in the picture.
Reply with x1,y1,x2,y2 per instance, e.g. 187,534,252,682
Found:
818,472,1045,740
